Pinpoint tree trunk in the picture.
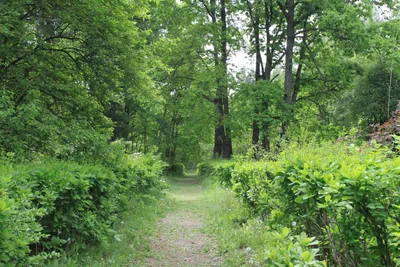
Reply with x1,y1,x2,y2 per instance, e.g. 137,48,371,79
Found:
283,0,295,105
250,0,274,153
213,98,224,157
221,0,232,158
292,18,308,104
213,0,232,159
251,0,262,149
280,0,295,140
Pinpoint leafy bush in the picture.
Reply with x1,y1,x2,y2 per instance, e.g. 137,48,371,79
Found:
112,154,167,194
0,165,49,266
9,162,122,251
164,162,185,176
213,163,235,188
0,162,63,266
196,162,214,177
0,153,166,266
202,179,325,266
264,228,326,266
223,143,400,266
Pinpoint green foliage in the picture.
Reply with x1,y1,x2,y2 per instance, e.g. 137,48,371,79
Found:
213,163,235,188
216,143,400,266
202,181,325,266
0,0,153,159
164,162,185,176
264,228,326,267
196,162,214,177
10,162,122,251
116,154,168,194
1,0,400,264
0,165,51,266
231,80,287,141
347,63,400,126
0,153,166,266
45,192,167,267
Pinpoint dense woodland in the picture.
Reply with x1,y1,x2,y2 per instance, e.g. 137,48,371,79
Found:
1,0,400,266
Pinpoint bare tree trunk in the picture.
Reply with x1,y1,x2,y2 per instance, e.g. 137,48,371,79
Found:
221,0,232,158
251,0,263,149
212,0,232,159
283,0,295,105
249,0,275,153
279,0,295,140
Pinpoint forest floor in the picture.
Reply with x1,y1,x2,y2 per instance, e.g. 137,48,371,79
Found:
143,175,222,267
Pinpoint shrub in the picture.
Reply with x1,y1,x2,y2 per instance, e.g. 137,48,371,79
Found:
213,163,235,188
0,153,167,266
164,162,185,176
0,164,49,266
196,162,214,177
230,162,282,219
225,143,400,266
112,154,167,194
9,162,122,251
264,228,326,266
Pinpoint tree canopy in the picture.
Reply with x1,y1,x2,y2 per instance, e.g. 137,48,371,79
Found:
1,0,399,163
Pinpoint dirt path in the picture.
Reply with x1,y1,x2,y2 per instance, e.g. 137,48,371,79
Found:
144,176,222,267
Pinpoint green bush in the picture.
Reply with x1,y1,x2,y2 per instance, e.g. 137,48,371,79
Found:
0,153,167,266
112,154,167,194
264,228,326,266
230,162,281,218
9,162,122,251
213,163,235,188
164,162,185,176
225,143,400,266
196,162,214,177
0,165,49,266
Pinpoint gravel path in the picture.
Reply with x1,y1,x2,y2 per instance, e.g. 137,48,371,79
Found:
144,176,222,267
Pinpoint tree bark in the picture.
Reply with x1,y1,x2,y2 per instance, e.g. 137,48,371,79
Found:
251,0,263,148
283,0,295,105
249,0,274,153
279,0,295,140
212,0,232,159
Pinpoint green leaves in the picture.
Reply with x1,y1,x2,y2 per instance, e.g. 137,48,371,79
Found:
0,199,7,213
0,0,154,159
264,228,325,266
220,143,400,266
0,152,166,266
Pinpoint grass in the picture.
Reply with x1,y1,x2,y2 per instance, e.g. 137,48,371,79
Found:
45,191,169,267
199,178,274,267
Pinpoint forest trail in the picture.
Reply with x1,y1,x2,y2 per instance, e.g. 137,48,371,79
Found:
143,175,222,267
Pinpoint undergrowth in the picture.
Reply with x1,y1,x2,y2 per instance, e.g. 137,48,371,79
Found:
45,192,167,267
201,181,325,266
204,142,400,266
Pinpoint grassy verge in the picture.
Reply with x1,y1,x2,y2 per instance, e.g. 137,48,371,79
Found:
200,177,327,266
199,178,273,267
46,191,168,267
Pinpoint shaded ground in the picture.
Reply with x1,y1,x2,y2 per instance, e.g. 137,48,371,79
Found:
144,176,222,267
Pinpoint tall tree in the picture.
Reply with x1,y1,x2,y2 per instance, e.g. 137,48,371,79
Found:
244,0,285,151
0,0,151,157
187,0,234,158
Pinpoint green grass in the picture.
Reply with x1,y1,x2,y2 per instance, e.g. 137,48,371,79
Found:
162,174,276,266
199,178,274,267
45,191,169,267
